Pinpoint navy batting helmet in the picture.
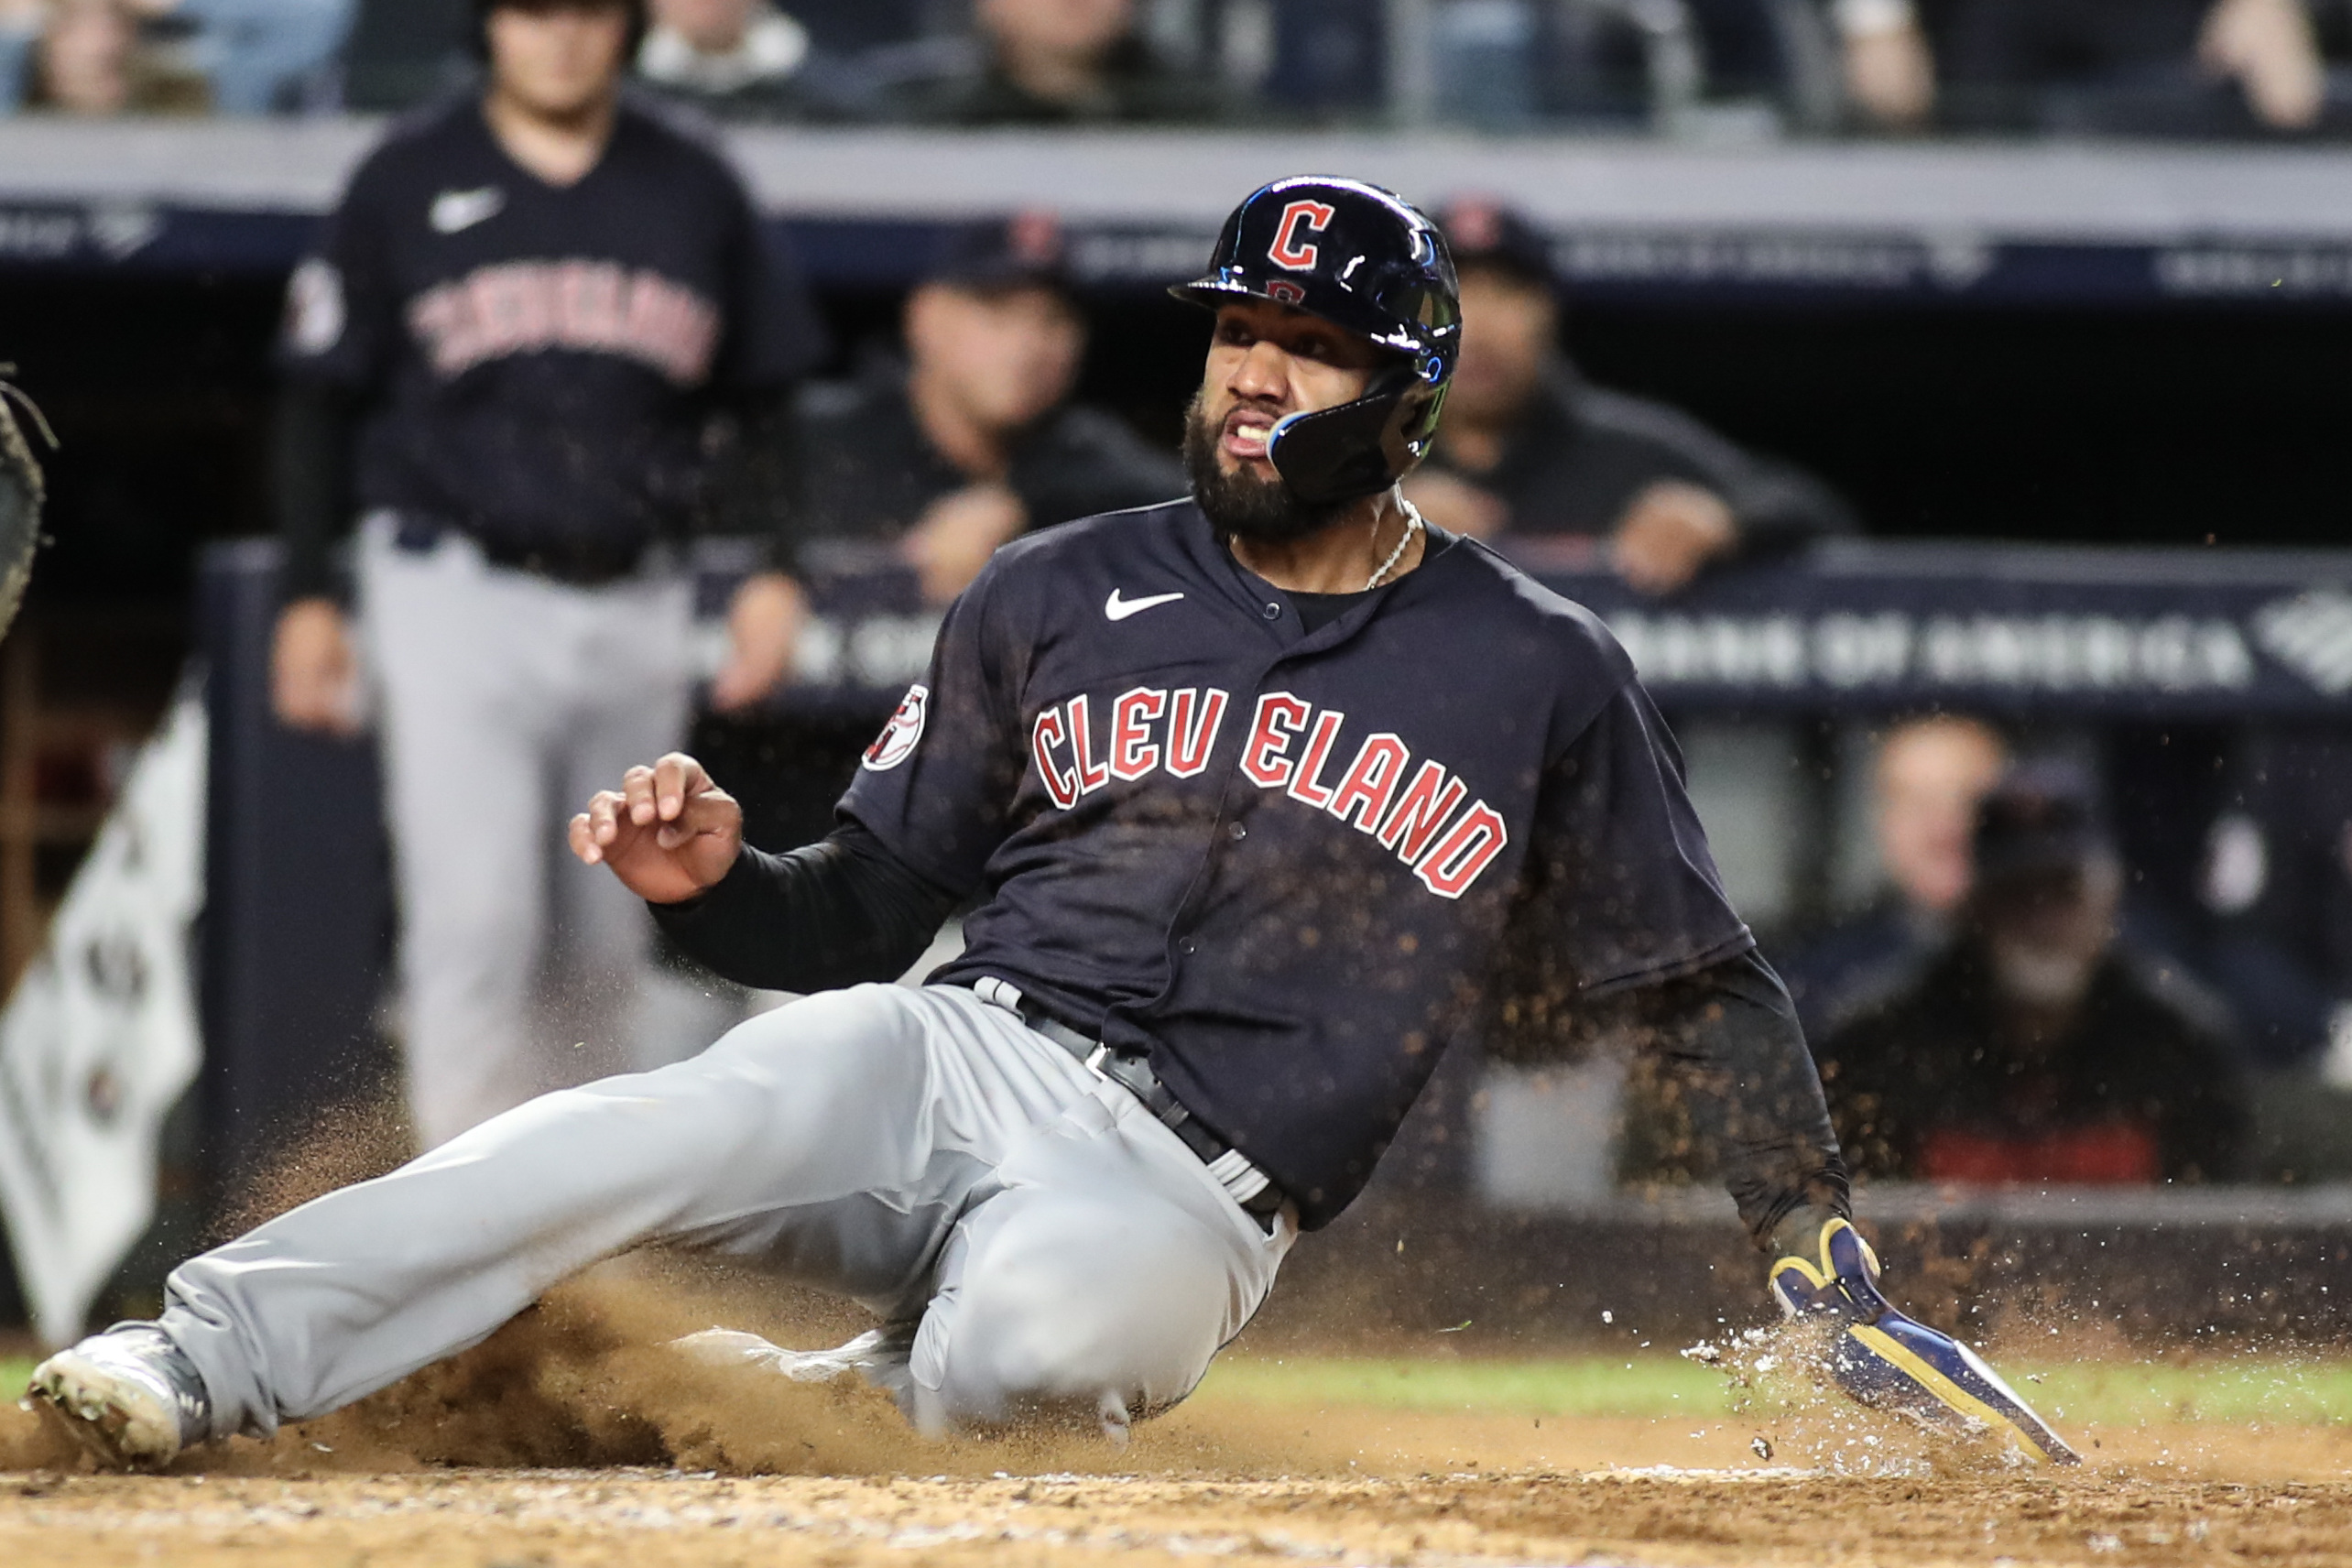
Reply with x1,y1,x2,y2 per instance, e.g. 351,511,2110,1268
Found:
1173,177,1460,507
472,0,649,60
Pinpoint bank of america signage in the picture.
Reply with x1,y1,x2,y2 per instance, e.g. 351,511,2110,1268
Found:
1603,593,2352,709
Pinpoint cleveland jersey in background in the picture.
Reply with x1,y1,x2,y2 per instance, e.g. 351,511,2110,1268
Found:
281,92,822,576
273,82,825,1149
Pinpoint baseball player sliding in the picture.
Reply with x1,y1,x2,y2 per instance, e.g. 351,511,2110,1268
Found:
29,179,2074,1468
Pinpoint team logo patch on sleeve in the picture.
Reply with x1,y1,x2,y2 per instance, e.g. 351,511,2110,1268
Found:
863,683,930,771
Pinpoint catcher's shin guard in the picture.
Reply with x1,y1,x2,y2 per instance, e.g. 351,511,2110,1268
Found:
1770,1218,2080,1465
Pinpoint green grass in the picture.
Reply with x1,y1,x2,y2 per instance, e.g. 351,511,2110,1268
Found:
8,1351,2347,1431
2012,1362,2352,1426
1196,1355,2352,1428
1201,1355,1739,1420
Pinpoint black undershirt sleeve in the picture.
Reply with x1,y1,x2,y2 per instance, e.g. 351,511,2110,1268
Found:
648,819,962,994
273,382,360,604
1598,948,1853,1255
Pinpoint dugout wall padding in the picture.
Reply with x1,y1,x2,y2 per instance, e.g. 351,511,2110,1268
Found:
198,539,397,1203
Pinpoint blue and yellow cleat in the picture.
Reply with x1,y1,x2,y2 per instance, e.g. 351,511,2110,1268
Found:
1770,1217,2080,1465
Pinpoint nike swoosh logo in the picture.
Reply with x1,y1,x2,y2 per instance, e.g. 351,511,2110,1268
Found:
1105,589,1185,622
430,187,506,234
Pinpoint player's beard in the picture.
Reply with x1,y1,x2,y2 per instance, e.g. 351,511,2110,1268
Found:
1182,393,1351,544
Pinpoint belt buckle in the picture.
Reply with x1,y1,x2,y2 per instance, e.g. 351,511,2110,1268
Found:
1083,1042,1112,1080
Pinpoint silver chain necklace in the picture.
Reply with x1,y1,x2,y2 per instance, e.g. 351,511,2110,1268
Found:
1365,502,1426,591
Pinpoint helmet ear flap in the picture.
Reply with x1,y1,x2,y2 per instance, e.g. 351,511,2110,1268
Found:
1266,365,1445,508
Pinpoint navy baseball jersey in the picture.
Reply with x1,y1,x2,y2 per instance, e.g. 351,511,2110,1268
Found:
844,500,1751,1225
278,94,822,567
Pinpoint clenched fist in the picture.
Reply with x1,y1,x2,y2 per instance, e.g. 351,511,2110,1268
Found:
569,752,744,905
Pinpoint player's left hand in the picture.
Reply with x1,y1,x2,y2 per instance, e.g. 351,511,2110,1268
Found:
1771,1217,2080,1465
709,571,806,713
1612,481,1737,595
569,751,744,904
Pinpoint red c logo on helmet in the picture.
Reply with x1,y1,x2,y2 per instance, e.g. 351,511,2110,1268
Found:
1269,200,1335,272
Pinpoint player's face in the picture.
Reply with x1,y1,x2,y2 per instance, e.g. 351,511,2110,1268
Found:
906,282,1087,436
1196,299,1384,480
1183,300,1385,542
487,0,634,120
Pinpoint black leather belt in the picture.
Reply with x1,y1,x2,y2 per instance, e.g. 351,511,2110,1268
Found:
969,977,1289,1228
393,514,652,587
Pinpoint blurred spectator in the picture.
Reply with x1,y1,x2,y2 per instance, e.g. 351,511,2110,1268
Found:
0,0,43,111
1780,713,2007,1040
881,0,1225,125
1829,0,1936,127
19,0,208,113
1430,0,1671,131
1405,199,1853,596
1816,759,2248,1184
2197,732,2352,1075
170,0,353,113
5,0,348,114
779,212,1184,608
635,0,866,118
1841,0,2328,135
1257,0,1378,121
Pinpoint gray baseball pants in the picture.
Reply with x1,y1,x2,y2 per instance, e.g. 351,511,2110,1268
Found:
157,983,1296,1441
358,517,701,1149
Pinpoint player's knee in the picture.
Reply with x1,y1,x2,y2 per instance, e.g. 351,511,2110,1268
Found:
921,1213,1226,1437
928,1306,1107,1433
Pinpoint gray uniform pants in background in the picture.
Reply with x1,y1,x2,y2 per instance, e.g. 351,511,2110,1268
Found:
158,985,1296,1440
359,518,699,1149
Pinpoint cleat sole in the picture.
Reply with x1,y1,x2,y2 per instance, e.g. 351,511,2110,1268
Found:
26,1356,183,1472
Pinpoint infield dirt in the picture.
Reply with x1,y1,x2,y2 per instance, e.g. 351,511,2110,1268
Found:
3,1422,2348,1568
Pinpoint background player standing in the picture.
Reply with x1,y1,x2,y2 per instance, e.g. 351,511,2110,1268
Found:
32,177,2069,1471
267,0,824,1147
